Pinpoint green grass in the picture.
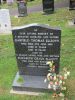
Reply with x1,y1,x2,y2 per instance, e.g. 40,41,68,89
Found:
0,8,75,100
11,8,75,27
0,0,42,9
0,0,17,9
0,0,67,9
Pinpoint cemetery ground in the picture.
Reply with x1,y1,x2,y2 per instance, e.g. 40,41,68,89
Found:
0,0,42,8
0,0,67,9
0,8,75,100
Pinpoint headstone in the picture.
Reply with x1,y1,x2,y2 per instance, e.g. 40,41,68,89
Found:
7,0,14,5
74,19,75,24
42,0,54,13
3,0,6,3
69,0,75,10
17,1,27,17
0,9,11,34
0,0,1,4
12,23,61,92
1,0,3,4
29,0,34,1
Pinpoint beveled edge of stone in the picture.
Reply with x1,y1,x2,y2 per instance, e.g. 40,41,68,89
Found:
10,89,45,96
12,23,61,31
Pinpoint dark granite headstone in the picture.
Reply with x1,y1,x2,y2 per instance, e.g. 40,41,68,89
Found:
17,1,27,17
42,0,54,13
12,23,61,92
0,0,1,4
69,0,75,10
29,0,34,1
74,19,75,24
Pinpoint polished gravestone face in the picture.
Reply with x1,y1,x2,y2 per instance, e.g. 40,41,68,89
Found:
12,24,61,76
0,9,11,33
17,1,27,17
42,0,54,13
69,0,75,10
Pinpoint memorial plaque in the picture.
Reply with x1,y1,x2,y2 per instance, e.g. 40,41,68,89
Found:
69,0,75,10
12,24,61,76
42,0,54,13
0,9,11,33
12,24,61,92
17,1,27,17
7,0,13,5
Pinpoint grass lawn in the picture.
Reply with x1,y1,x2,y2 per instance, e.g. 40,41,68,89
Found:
0,0,42,9
0,8,75,100
0,0,66,9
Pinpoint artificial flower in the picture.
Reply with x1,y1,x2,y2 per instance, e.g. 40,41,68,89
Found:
64,74,68,79
46,61,53,67
54,75,57,80
59,80,62,84
47,73,51,80
52,68,55,72
58,92,65,97
52,93,58,98
53,65,55,69
62,81,65,85
67,71,70,76
48,84,52,89
46,61,52,65
50,76,53,80
55,81,59,85
63,68,67,72
53,85,57,91
50,81,53,85
61,87,67,91
60,75,64,80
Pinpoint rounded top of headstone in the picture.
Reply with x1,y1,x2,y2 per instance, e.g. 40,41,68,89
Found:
12,23,61,31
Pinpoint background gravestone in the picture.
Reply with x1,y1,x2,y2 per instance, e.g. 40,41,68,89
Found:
74,19,75,24
42,0,54,13
12,24,61,92
69,0,75,10
0,9,11,34
7,0,14,5
0,0,1,4
17,1,27,17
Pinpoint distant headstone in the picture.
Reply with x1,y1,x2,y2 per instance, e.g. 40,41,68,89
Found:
69,0,75,10
42,0,54,13
12,24,61,92
74,19,75,24
29,0,34,1
0,0,1,4
17,1,27,17
0,9,11,34
3,0,6,3
7,0,14,5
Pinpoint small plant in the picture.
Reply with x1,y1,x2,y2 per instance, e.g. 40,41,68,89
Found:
44,61,70,99
17,76,24,84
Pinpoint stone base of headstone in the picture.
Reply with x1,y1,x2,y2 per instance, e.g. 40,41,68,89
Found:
28,0,34,1
12,72,49,93
68,20,75,26
74,19,75,25
43,10,54,15
18,13,27,17
10,89,44,96
69,8,75,10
